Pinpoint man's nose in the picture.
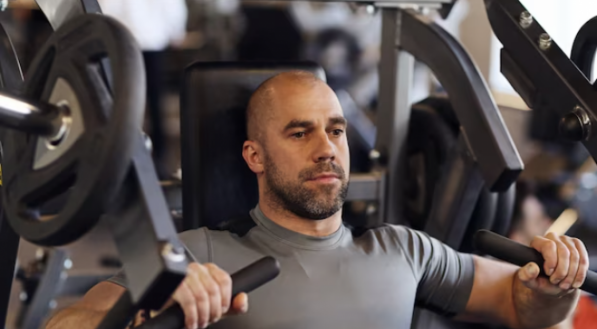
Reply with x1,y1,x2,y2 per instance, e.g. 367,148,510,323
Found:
313,132,336,162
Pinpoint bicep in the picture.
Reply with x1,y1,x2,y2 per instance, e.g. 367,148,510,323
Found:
76,281,127,312
454,256,519,326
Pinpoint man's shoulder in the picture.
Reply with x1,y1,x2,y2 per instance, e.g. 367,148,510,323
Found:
355,223,425,240
177,225,264,270
354,223,444,254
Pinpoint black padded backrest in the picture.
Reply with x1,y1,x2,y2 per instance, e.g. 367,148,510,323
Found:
180,62,326,230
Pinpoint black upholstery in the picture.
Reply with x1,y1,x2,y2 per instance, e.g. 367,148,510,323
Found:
180,62,326,230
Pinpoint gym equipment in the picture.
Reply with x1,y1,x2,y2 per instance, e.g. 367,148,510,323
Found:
483,0,597,292
0,1,279,328
14,248,112,329
136,257,280,329
2,14,145,247
484,0,597,150
474,230,597,295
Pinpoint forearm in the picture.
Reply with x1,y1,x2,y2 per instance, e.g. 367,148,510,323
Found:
45,307,108,329
511,273,580,329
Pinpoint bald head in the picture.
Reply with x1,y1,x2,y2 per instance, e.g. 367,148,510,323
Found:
246,71,328,143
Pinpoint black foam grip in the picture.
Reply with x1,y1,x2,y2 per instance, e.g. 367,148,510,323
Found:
137,256,280,329
474,230,597,295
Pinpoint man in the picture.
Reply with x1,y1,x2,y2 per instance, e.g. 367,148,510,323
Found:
47,71,588,329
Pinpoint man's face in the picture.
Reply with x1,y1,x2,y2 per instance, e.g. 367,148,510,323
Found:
260,82,350,220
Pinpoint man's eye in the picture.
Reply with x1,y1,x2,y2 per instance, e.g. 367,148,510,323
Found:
332,129,344,136
293,132,305,138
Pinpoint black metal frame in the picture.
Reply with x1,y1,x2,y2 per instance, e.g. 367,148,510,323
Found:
485,0,597,158
362,5,523,229
94,134,188,329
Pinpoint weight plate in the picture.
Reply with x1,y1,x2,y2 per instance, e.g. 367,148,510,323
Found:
2,14,145,246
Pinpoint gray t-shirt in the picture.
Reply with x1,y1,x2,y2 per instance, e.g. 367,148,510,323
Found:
108,206,475,329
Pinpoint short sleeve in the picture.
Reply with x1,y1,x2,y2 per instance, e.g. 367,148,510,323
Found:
391,225,475,317
105,228,212,289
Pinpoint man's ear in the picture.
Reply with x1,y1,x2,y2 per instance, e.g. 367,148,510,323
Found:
242,140,264,174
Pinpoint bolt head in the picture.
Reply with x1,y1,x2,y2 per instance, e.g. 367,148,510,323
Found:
559,112,585,141
539,33,552,50
520,11,533,28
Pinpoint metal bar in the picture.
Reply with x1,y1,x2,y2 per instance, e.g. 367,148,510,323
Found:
0,92,60,136
346,173,383,201
400,9,523,192
103,134,187,312
374,8,415,225
0,215,20,329
20,249,68,329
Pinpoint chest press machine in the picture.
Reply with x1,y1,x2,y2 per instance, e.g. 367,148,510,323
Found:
0,0,595,329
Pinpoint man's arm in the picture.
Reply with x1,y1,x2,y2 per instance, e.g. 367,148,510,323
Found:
455,233,587,328
45,282,126,329
454,256,578,328
46,263,248,329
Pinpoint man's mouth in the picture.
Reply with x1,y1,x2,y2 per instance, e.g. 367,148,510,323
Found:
308,173,341,183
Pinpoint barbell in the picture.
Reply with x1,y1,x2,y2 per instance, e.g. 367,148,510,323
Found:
1,14,145,246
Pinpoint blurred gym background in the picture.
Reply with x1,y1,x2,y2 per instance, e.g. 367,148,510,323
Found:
2,0,597,328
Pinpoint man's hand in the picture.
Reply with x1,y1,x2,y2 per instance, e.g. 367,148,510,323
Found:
518,232,589,296
170,263,249,329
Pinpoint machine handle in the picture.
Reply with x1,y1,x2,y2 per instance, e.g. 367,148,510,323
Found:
136,256,280,329
474,230,597,295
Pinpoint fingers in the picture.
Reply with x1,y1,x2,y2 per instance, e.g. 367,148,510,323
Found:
518,262,540,283
550,234,570,286
558,237,579,290
172,281,199,329
172,262,237,329
530,233,589,292
205,263,232,314
187,263,220,328
229,293,249,315
531,235,558,275
573,238,589,289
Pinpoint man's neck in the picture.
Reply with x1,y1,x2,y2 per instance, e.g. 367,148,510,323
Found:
258,201,343,237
